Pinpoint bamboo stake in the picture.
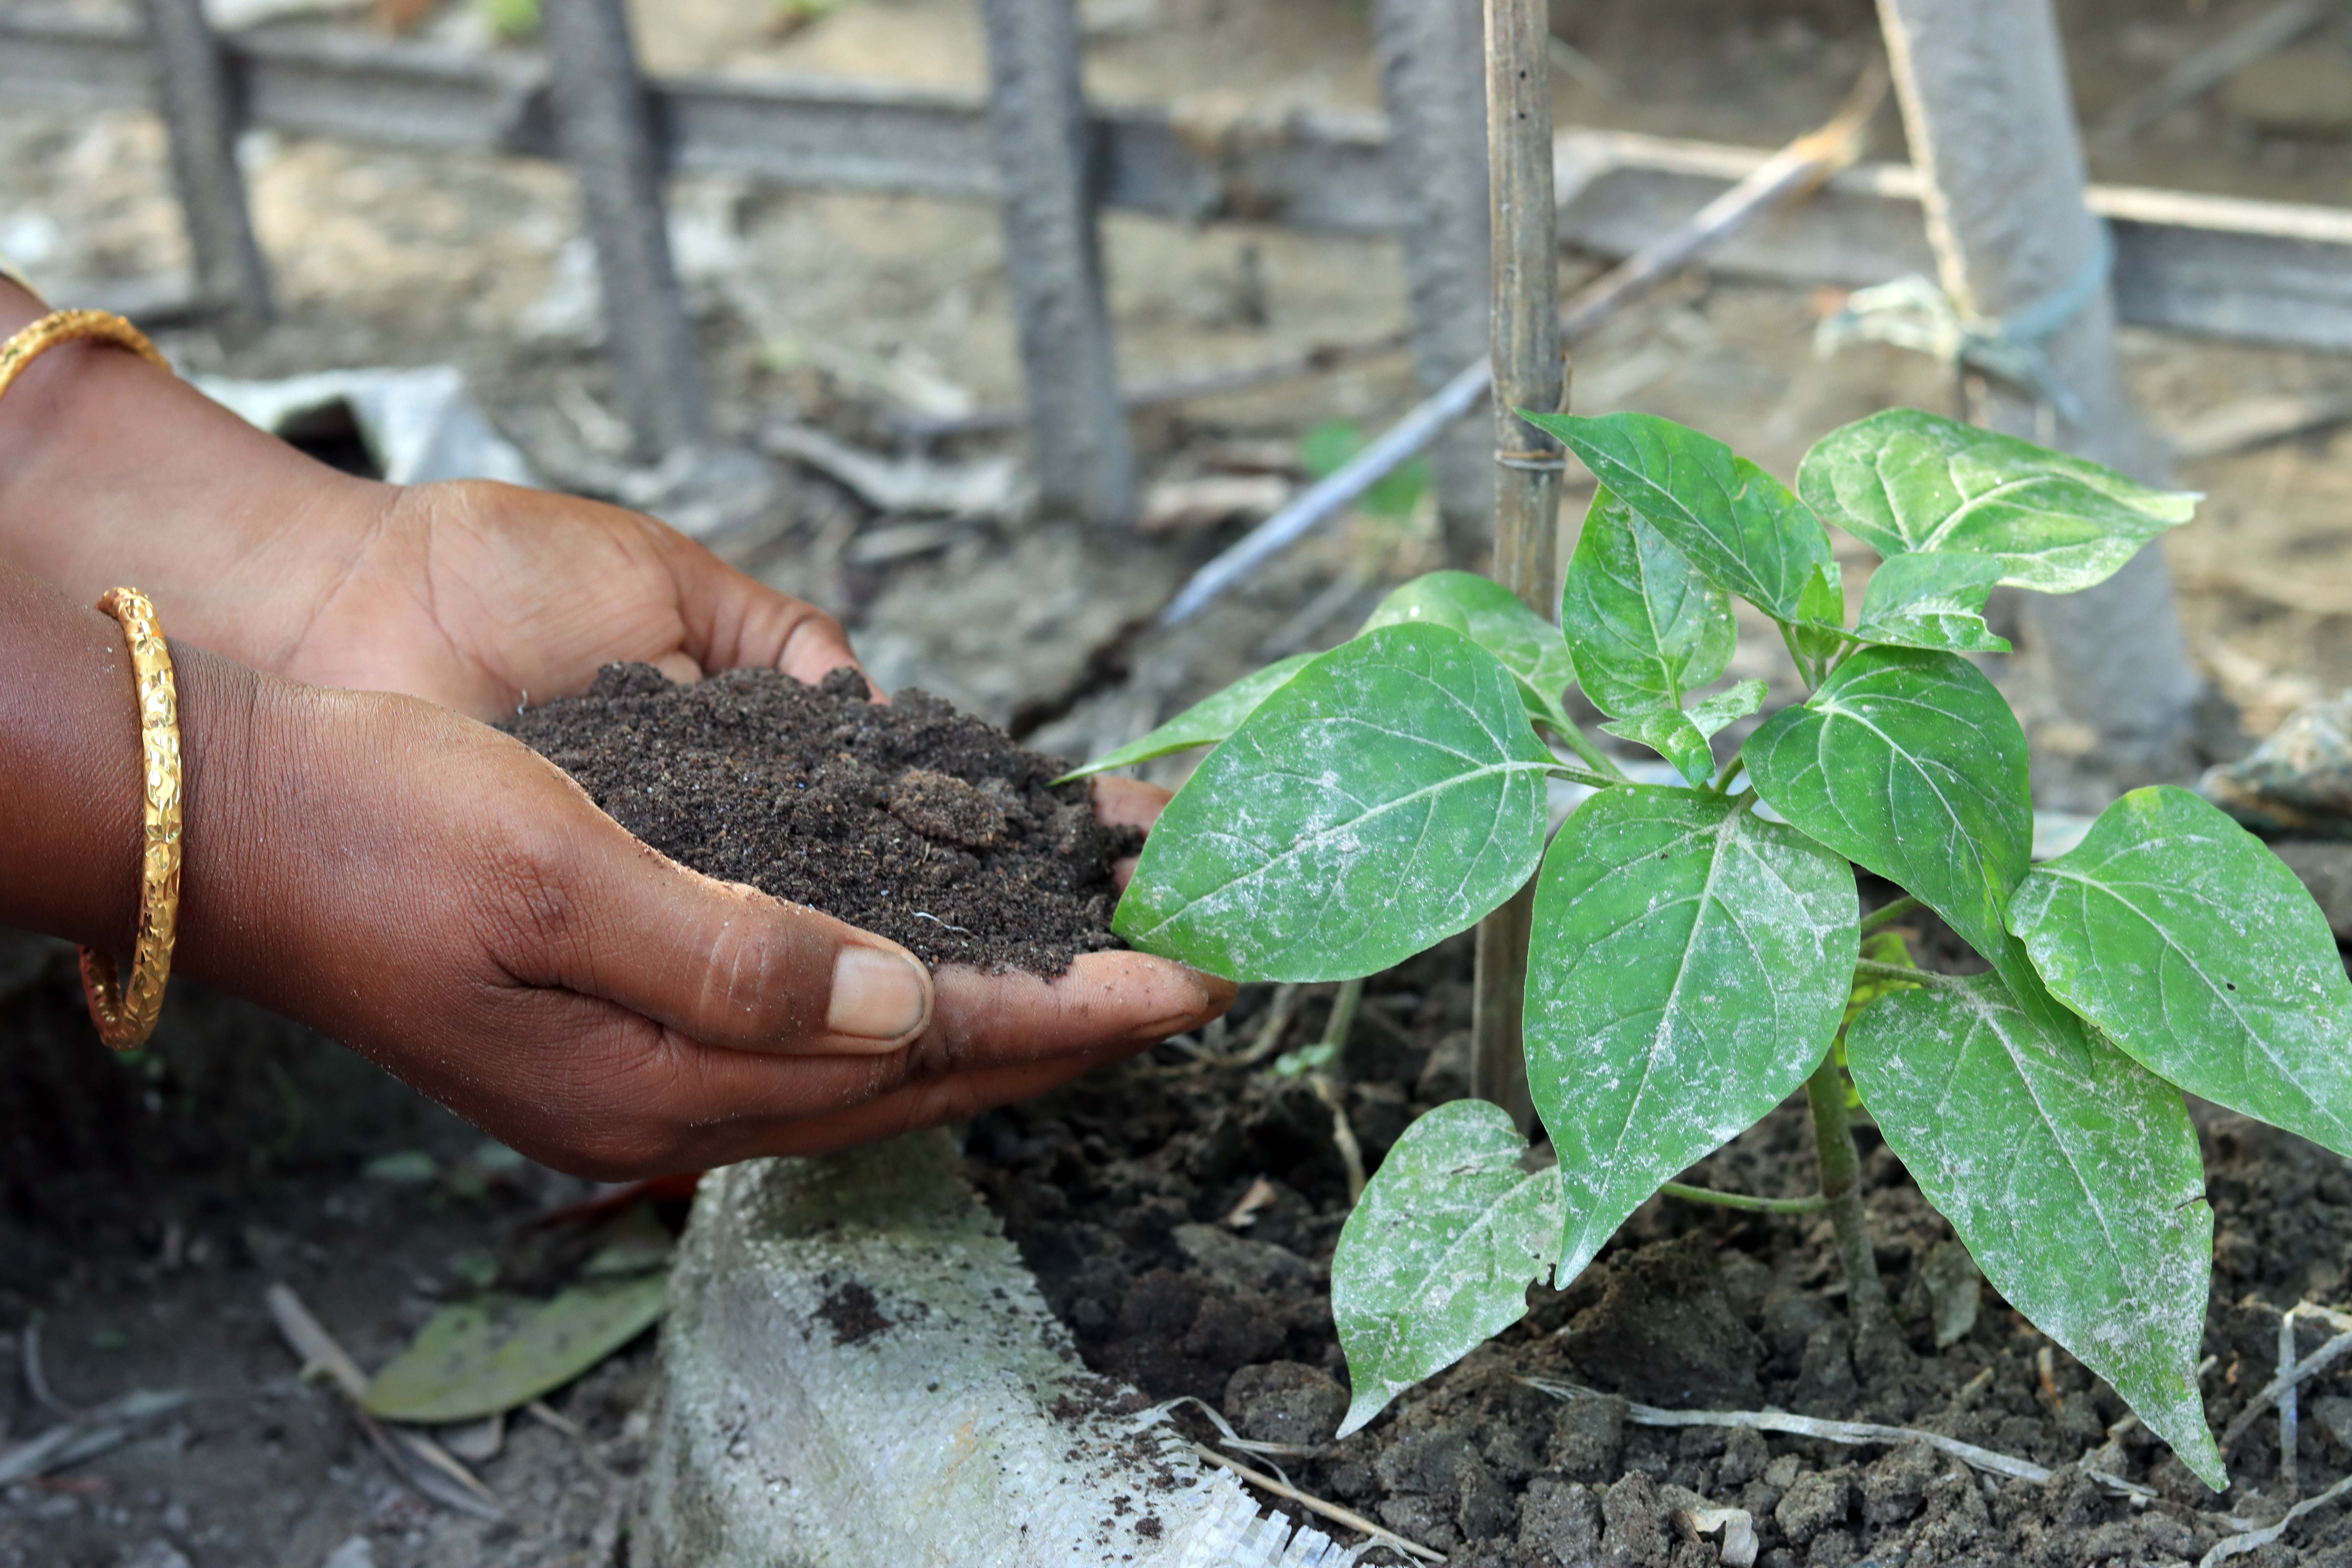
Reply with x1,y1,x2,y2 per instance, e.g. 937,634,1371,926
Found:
1468,0,1561,1127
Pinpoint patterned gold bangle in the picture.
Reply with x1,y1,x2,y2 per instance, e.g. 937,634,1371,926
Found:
80,588,184,1052
0,309,171,408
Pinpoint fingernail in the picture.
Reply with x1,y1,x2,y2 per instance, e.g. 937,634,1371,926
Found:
827,946,931,1041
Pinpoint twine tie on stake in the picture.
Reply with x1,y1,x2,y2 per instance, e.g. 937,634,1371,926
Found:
1816,222,2115,427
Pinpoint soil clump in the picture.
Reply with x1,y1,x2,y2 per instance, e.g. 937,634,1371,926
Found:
503,662,1137,976
970,907,2352,1567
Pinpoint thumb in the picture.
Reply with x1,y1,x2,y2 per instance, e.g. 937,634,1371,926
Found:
518,812,935,1055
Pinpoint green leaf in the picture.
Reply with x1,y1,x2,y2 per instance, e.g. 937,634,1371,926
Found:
1745,645,2031,960
1114,624,1555,981
1599,710,1715,786
364,1273,669,1423
2010,784,2352,1159
1527,789,1857,1284
1599,679,1766,786
1788,561,1848,669
1796,408,2197,594
1053,654,1316,782
1362,570,1576,718
1333,1099,1560,1437
1559,486,1736,721
1525,410,1836,621
1849,552,2011,654
1845,964,2223,1489
1687,679,1769,736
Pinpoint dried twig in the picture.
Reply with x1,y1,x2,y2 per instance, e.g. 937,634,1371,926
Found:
2220,1316,2352,1452
2094,0,2339,145
0,1389,191,1487
20,1320,77,1418
265,1283,503,1520
2282,1309,2302,1496
1522,1377,2158,1500
1186,1442,1445,1563
1155,62,1887,629
525,1399,585,1439
2200,1471,2352,1567
1233,984,1304,1066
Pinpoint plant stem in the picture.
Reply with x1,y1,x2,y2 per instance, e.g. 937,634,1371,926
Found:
1545,763,1625,791
1805,1047,1888,1335
1536,700,1630,783
1319,975,1365,1059
1857,895,1923,937
1853,959,1955,988
1711,754,1746,794
1311,976,1370,1200
1661,1181,1829,1215
1776,621,1819,692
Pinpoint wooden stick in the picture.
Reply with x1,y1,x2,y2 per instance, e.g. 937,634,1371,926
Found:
1467,0,1562,1128
1185,1441,1444,1562
265,1283,504,1519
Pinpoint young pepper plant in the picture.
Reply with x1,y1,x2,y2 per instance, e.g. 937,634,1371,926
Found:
1076,407,2352,1492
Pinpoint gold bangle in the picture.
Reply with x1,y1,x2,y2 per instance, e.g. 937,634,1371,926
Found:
0,309,170,407
80,588,184,1052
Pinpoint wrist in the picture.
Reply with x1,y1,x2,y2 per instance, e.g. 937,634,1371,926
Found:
0,293,392,663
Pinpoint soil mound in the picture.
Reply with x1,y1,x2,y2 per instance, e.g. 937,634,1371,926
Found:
504,663,1136,976
971,914,2352,1567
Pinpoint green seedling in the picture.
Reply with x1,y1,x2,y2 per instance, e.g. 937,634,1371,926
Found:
1084,406,2350,1490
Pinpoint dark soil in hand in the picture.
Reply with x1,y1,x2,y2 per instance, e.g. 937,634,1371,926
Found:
969,896,2352,1567
503,663,1137,976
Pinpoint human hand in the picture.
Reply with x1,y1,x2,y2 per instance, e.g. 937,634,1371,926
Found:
223,478,869,721
0,314,1228,1146
171,653,1228,1177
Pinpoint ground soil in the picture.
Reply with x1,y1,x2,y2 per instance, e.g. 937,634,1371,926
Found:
503,661,1135,975
4,0,2352,1562
970,903,2352,1568
0,934,653,1568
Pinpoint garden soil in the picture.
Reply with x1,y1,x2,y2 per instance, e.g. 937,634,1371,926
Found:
501,662,1136,976
5,0,2352,1564
969,905,2352,1568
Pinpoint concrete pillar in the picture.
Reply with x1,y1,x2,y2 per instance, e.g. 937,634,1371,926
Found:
1878,0,2204,780
1372,0,1495,567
